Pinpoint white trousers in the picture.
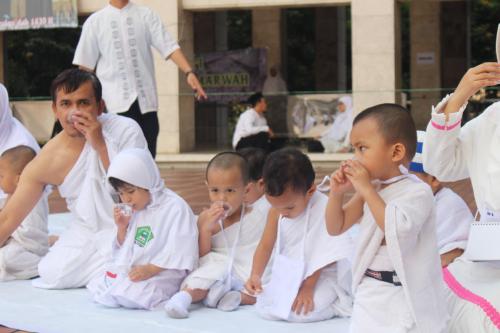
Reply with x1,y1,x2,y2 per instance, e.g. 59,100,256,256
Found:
0,239,42,281
33,227,113,289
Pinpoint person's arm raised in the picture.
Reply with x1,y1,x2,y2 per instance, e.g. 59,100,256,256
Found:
0,162,46,247
73,109,110,170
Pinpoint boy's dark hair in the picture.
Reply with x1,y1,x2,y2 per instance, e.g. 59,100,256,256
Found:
353,103,417,160
237,147,266,182
206,151,250,184
263,148,315,196
0,145,36,174
108,177,133,191
247,92,264,107
50,68,102,103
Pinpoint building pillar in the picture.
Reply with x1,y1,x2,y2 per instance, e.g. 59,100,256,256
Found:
410,1,441,129
351,0,397,114
252,8,281,72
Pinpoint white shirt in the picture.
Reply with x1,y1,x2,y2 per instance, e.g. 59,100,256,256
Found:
73,2,179,114
232,108,269,148
423,96,500,213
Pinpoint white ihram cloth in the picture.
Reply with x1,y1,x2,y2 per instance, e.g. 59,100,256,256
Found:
320,96,353,153
350,177,448,333
87,148,198,310
73,2,179,114
0,83,40,206
33,114,147,289
435,187,471,255
232,108,269,148
0,195,48,281
182,205,266,291
251,195,271,217
257,191,354,322
423,96,500,214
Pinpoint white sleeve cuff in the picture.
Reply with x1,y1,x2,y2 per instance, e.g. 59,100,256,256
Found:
431,94,467,127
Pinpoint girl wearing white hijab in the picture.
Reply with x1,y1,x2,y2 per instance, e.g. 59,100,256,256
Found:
87,148,198,310
0,84,39,207
320,96,353,153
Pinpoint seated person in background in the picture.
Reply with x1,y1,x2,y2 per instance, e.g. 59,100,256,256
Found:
409,131,471,267
246,148,353,323
0,83,40,208
232,93,274,152
0,146,48,281
165,152,268,318
87,148,198,310
237,147,271,215
320,96,353,153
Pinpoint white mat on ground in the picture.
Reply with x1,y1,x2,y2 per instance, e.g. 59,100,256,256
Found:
0,213,350,333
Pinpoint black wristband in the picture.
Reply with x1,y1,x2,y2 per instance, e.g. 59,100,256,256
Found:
185,70,196,78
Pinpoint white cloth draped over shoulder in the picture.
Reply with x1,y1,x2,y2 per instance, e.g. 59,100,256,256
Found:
0,83,40,206
278,191,353,279
33,114,147,289
182,205,267,290
87,148,198,309
435,187,471,254
351,177,448,332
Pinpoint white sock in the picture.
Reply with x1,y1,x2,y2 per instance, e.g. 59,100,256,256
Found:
205,281,227,308
165,291,192,319
217,291,241,312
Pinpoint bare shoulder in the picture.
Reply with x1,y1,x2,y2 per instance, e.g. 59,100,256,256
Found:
26,134,82,186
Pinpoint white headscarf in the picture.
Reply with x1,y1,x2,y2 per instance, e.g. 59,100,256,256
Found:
0,83,40,155
322,96,354,141
107,148,165,207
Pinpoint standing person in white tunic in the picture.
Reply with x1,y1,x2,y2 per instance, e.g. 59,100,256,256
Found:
0,68,147,289
246,148,354,323
320,96,353,153
422,60,500,332
73,0,207,158
0,146,48,281
166,152,267,318
0,83,40,208
325,104,448,332
87,148,198,310
409,131,471,267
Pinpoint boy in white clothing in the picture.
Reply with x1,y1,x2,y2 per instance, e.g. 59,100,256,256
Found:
87,148,198,310
166,152,267,318
246,148,353,323
325,104,448,332
409,131,471,267
0,146,48,281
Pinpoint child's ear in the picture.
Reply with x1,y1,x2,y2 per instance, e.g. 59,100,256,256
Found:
391,143,406,163
257,178,265,188
244,182,252,195
306,184,316,198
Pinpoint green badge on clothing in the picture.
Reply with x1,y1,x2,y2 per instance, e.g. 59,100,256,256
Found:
135,226,154,247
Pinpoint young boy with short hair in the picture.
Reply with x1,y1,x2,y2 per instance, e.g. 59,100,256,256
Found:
165,152,268,318
325,104,448,332
87,148,198,310
0,145,48,281
246,148,353,323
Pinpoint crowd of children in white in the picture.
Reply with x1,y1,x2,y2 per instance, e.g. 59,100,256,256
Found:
0,63,500,332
